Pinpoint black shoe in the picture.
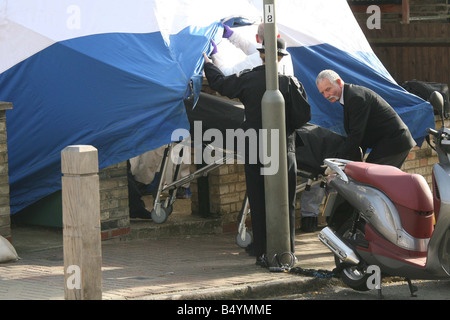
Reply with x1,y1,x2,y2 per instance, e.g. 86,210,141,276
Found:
130,209,152,219
255,254,268,268
300,216,318,232
245,243,256,256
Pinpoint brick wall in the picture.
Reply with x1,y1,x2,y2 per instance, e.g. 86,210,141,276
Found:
208,163,247,232
401,116,448,186
99,161,130,240
190,161,247,232
0,102,12,241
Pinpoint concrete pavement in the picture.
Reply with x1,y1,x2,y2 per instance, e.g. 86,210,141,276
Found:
0,223,339,300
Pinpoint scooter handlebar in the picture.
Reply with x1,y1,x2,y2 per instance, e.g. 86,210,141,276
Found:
426,127,439,137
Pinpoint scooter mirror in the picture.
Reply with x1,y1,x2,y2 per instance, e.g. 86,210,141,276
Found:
430,91,445,126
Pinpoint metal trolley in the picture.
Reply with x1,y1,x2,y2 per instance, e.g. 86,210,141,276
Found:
149,141,326,248
149,141,236,224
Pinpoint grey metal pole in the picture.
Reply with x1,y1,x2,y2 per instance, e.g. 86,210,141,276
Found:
261,0,290,267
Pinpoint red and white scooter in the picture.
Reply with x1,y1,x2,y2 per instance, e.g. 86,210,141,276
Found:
318,92,450,297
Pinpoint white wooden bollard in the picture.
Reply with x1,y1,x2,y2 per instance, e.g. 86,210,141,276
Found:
61,145,102,300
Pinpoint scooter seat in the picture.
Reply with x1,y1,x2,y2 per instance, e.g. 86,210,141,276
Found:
345,162,433,212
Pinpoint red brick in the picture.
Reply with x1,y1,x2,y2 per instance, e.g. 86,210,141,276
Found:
419,158,428,167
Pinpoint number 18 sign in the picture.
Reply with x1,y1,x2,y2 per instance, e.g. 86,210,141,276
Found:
264,4,274,23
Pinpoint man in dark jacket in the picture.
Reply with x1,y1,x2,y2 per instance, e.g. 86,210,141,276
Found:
316,69,415,168
202,38,311,266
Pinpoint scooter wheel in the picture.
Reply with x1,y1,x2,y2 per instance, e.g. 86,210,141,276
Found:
151,207,169,224
335,220,371,291
236,230,253,248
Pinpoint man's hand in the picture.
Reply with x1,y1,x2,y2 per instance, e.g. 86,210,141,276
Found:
203,52,212,64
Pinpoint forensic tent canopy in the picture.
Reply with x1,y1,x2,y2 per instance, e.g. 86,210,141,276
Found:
0,0,434,214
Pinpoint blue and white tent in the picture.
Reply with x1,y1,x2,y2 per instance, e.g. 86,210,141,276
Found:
0,0,434,214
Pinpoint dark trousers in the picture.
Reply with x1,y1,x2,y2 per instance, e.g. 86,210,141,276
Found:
366,147,411,169
245,151,297,257
127,160,149,217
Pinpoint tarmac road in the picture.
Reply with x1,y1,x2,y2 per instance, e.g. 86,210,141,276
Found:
276,278,450,300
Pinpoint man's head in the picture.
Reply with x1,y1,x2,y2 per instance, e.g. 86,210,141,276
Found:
256,22,281,44
316,69,344,103
256,23,265,43
257,38,288,63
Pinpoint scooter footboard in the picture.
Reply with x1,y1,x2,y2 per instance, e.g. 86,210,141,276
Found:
426,164,450,277
426,202,450,277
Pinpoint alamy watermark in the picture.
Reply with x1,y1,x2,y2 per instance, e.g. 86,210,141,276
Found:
66,265,81,290
171,121,280,176
66,5,81,30
366,5,381,30
366,265,381,290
